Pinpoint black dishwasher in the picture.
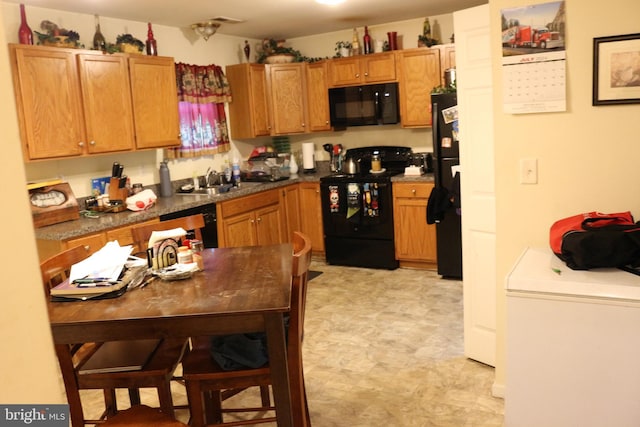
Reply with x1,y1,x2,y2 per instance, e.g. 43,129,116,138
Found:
159,203,218,248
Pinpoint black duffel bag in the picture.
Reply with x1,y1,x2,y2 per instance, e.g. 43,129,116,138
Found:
550,211,640,272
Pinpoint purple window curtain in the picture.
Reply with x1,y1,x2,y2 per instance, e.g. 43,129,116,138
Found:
167,63,232,159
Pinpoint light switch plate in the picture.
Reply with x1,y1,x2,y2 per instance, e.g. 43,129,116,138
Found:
519,158,537,184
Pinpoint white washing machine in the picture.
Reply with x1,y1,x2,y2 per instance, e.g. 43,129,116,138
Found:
505,247,640,427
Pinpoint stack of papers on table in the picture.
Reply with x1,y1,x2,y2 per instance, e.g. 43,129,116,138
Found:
51,241,141,300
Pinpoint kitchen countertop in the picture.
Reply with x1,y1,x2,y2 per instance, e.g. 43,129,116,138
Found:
34,169,434,241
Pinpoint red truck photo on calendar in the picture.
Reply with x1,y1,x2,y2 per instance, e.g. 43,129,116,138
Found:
501,1,566,57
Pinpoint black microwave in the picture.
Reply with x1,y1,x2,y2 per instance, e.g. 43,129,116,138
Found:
329,83,399,128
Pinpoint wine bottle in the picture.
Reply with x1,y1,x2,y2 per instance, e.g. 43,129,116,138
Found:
93,15,106,51
352,28,360,55
146,22,158,56
423,17,431,38
363,26,372,54
18,4,33,45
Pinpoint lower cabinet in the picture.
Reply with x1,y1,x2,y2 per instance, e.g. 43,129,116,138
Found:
393,182,437,268
298,182,325,255
280,184,302,242
217,189,285,248
36,218,160,261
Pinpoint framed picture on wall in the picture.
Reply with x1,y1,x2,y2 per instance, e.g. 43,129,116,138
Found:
593,33,640,105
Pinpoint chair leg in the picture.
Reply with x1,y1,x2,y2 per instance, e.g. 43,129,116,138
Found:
259,386,271,407
185,380,205,427
103,389,118,417
157,382,175,417
203,390,223,424
128,388,141,406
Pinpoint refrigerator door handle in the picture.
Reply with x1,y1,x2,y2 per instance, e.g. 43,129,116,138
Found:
432,101,439,148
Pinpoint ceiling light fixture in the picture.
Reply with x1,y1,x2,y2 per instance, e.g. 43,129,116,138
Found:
191,21,221,41
315,0,346,5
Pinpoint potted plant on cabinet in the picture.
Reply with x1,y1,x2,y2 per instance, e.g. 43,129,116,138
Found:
335,41,352,58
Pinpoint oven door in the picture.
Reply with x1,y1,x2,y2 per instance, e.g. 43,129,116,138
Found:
320,180,394,239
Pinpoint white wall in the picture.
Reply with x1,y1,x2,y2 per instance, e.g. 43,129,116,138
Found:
3,3,453,197
490,0,640,391
0,4,64,403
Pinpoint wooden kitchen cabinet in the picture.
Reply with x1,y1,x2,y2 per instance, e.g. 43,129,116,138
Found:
9,44,179,160
393,182,437,268
298,182,325,255
36,218,160,261
266,63,308,135
128,55,180,149
280,184,302,241
395,47,442,128
328,52,396,87
225,63,271,139
217,189,285,248
306,61,332,132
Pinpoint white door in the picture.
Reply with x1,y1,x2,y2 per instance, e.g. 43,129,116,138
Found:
454,5,496,366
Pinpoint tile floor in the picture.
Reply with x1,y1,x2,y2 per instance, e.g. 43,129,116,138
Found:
77,260,504,426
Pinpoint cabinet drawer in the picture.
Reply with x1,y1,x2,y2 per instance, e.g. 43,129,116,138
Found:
105,219,159,247
64,233,107,255
219,189,280,218
394,182,433,198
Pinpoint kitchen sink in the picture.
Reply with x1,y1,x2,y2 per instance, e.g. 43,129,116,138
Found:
175,182,263,196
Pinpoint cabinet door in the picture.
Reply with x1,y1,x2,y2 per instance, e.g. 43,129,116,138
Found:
439,43,456,85
267,63,307,135
298,182,325,253
221,212,257,248
393,182,437,263
129,55,180,149
226,64,271,139
328,57,361,87
362,52,396,83
10,45,86,160
306,62,331,132
396,48,441,128
255,203,285,246
77,53,135,154
280,184,301,241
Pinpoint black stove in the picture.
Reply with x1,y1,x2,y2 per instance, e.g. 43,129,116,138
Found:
320,146,412,270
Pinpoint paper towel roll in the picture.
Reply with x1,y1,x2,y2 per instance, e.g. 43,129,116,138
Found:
302,142,315,171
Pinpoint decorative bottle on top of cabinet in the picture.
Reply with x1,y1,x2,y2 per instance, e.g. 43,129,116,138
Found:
363,26,372,54
18,4,33,45
146,22,158,56
93,15,106,51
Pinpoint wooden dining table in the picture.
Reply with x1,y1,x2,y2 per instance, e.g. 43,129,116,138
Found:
47,244,294,427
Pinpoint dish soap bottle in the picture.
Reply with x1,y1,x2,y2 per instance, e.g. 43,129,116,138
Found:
159,161,172,197
289,153,299,175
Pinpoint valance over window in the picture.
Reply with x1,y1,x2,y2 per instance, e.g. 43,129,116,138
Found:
166,63,232,158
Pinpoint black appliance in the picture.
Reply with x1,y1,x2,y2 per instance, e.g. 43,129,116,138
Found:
429,92,462,279
329,83,399,128
320,146,412,270
159,203,218,248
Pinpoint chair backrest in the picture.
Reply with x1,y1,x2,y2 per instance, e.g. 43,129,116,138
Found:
130,214,205,252
288,232,312,425
40,245,91,295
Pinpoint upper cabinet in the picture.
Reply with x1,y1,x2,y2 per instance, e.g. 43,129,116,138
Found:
306,61,331,132
328,52,396,87
395,47,442,128
225,63,271,139
266,63,308,135
9,44,179,161
128,55,180,149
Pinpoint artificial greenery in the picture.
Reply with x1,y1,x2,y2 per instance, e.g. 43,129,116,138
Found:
418,35,439,47
334,41,352,57
35,20,82,47
431,81,457,94
257,39,304,63
115,34,145,51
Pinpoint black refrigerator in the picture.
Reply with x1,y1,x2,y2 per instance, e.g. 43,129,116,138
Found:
430,92,462,279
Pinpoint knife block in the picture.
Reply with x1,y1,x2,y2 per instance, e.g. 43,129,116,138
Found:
108,177,128,202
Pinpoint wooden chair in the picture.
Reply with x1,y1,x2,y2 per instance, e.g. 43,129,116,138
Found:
41,246,189,425
130,214,205,255
182,231,313,427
